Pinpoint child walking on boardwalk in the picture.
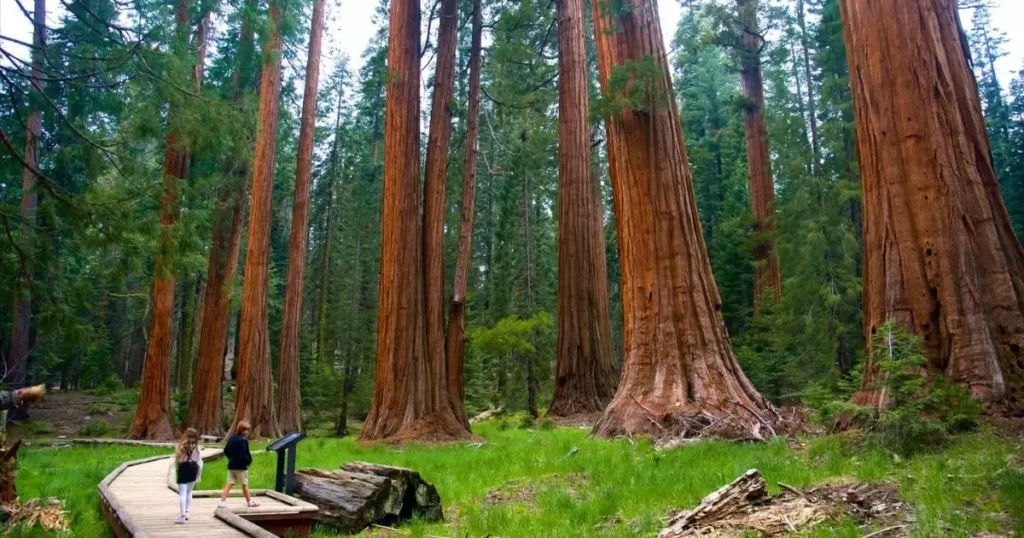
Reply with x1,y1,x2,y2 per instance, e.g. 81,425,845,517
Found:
218,420,260,508
172,427,203,524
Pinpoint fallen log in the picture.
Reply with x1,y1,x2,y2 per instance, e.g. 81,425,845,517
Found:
659,469,767,537
295,462,442,533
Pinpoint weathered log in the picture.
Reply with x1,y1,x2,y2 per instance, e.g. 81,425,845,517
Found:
659,469,767,537
295,462,442,533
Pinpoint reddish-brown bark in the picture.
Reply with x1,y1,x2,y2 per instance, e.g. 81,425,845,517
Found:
6,0,45,397
548,0,618,419
590,0,772,439
840,0,1024,416
737,0,781,313
423,0,459,413
187,0,255,437
128,0,196,440
361,0,470,442
444,0,483,429
232,2,284,439
277,0,327,435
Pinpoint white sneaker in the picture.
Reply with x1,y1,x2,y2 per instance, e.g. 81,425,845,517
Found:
217,501,227,508
174,516,186,525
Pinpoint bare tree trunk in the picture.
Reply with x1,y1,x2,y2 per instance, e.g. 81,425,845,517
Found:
590,0,771,440
548,0,618,419
187,1,254,436
444,0,482,430
423,0,459,388
737,0,782,314
233,1,284,439
361,0,470,442
129,0,197,440
277,0,327,434
795,0,822,175
840,0,1024,416
7,0,45,405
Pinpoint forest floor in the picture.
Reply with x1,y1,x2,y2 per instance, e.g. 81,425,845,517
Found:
8,389,139,439
5,409,1023,538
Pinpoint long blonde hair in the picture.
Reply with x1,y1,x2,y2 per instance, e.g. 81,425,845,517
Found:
174,428,200,463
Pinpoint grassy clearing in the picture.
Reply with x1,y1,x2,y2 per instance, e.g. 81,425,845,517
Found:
10,422,1023,537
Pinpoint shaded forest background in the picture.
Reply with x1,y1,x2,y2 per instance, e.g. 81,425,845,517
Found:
1,0,1022,431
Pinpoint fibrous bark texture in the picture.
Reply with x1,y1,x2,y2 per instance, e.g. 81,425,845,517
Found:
360,0,470,442
841,0,1024,415
129,0,194,440
277,0,327,434
589,0,771,439
188,1,256,436
444,0,483,429
7,0,46,398
548,0,618,419
737,0,781,313
233,2,284,439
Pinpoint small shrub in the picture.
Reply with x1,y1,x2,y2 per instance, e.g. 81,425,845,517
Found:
815,320,982,455
517,414,537,430
86,402,119,415
539,418,555,431
496,419,510,431
80,420,110,437
88,376,125,397
24,421,55,436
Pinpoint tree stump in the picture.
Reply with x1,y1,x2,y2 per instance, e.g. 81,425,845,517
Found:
295,462,442,533
659,469,767,537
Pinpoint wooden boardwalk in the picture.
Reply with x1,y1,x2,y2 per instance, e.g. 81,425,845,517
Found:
99,447,318,537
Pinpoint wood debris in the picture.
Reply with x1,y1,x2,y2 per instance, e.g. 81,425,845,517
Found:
659,470,913,537
4,498,69,532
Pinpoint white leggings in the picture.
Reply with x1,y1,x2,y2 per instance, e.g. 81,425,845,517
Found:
178,482,195,515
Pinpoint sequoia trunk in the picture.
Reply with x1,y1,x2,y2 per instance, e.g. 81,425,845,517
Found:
187,2,255,436
737,0,781,313
128,0,196,440
590,0,772,439
840,0,1024,415
548,0,618,419
277,0,327,434
232,2,285,439
360,0,470,442
444,0,483,429
7,0,45,399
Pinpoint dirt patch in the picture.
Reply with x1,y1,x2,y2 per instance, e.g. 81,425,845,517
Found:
988,416,1024,442
483,473,589,507
661,471,913,537
7,391,133,440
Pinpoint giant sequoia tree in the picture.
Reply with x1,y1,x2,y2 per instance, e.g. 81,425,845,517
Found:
187,0,258,436
360,0,471,441
129,0,204,440
590,0,771,439
232,1,285,438
841,0,1024,415
444,0,483,426
736,0,781,312
547,0,618,419
277,0,328,434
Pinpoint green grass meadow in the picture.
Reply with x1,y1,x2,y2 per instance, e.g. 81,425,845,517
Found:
9,423,1023,537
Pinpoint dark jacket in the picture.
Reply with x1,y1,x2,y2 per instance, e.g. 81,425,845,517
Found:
224,434,252,471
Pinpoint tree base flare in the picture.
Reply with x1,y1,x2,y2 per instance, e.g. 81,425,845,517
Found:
593,397,778,442
361,413,473,444
295,462,442,534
